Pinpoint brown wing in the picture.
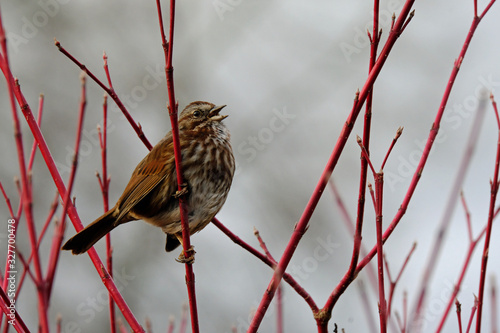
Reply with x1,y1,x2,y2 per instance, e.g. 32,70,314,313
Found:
114,134,176,223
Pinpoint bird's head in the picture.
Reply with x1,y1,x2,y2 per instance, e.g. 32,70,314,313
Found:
178,101,228,133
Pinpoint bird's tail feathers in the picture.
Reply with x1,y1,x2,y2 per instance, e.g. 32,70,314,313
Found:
62,209,117,255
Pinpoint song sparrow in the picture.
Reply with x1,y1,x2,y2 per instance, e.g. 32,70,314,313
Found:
62,101,235,261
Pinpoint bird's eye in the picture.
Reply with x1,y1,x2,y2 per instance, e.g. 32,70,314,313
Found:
193,110,202,118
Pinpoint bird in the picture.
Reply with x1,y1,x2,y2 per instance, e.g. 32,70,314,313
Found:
62,101,235,262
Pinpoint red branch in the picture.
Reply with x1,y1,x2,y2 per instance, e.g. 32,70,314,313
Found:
412,77,489,329
319,2,498,329
384,243,416,319
358,126,393,332
98,89,116,333
2,95,47,330
248,2,416,331
11,194,58,308
0,183,14,218
349,0,380,295
254,227,275,261
4,58,144,333
455,299,463,333
46,73,87,303
55,40,152,151
357,280,378,333
253,229,283,333
475,93,500,332
27,94,44,171
435,222,491,331
0,12,48,331
0,287,29,333
373,172,387,333
0,182,18,305
328,180,378,291
212,218,319,313
381,127,403,170
466,296,478,333
155,1,199,332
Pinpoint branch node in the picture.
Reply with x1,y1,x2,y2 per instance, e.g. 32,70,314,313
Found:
313,308,332,325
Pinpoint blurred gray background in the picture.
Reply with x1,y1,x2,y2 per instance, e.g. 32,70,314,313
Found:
0,0,499,332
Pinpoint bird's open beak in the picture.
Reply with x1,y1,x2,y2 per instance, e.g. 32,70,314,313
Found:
209,105,228,122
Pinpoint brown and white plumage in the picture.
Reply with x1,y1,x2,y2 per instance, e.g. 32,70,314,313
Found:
62,101,235,255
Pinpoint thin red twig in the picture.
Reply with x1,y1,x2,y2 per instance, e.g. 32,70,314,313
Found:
384,243,416,319
381,127,403,170
12,193,58,304
356,135,376,175
363,159,387,333
2,95,43,327
476,93,500,332
466,296,478,333
45,72,87,301
253,227,275,261
103,52,114,89
413,85,488,330
253,229,284,333
98,91,116,333
55,40,152,151
357,280,378,333
460,192,473,243
328,180,378,292
0,183,14,223
435,191,496,332
348,0,380,299
16,254,36,288
0,17,49,331
0,182,18,316
27,94,44,172
455,299,463,333
344,122,403,332
0,180,17,308
374,172,387,333
0,286,29,333
212,218,319,313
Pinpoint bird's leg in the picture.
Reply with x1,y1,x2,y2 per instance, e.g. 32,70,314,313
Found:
173,182,188,198
174,233,196,264
172,185,194,263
